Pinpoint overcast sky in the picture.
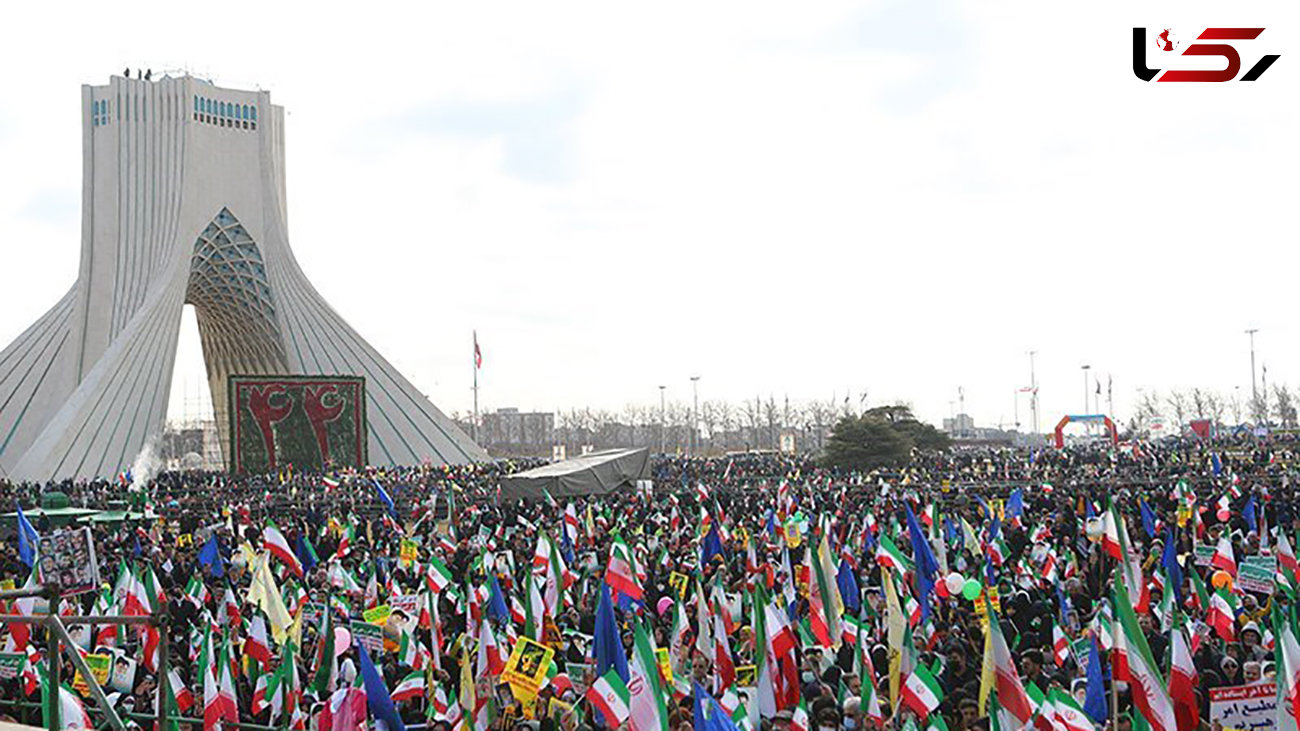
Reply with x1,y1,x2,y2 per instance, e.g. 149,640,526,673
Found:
0,0,1295,432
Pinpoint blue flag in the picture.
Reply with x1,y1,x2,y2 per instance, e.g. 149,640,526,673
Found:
1243,496,1258,533
1085,500,1096,520
1211,452,1223,477
295,534,318,573
486,575,510,623
1006,489,1024,523
693,683,741,731
373,479,397,519
197,534,225,578
1083,637,1108,723
905,503,940,622
593,582,629,682
1161,527,1182,606
700,524,726,568
1140,499,1157,539
15,504,39,568
837,559,861,613
355,634,407,731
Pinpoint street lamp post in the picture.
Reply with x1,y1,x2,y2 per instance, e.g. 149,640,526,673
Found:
658,385,666,454
1246,328,1259,410
1081,365,1092,435
690,376,700,457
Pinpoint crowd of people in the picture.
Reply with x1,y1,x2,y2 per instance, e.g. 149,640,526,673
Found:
1,437,1299,731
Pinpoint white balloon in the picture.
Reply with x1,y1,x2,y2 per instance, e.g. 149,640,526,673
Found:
945,572,966,594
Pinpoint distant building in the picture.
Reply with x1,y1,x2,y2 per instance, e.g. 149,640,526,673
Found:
943,413,976,437
481,408,556,457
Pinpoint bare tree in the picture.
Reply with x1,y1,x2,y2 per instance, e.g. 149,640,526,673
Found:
1166,391,1189,426
1275,384,1297,428
1190,388,1210,420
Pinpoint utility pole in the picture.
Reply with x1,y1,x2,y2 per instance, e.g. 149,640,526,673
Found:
1028,350,1039,434
958,386,966,437
690,376,700,456
658,385,666,454
1246,328,1259,404
1081,364,1091,435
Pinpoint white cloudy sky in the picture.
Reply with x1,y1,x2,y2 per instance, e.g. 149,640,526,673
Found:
0,0,1294,431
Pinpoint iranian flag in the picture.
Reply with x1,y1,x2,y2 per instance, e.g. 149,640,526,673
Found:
714,607,736,690
392,671,427,703
52,683,93,729
606,535,643,600
1106,502,1150,613
245,614,272,668
201,627,238,730
764,601,796,657
426,555,455,593
791,699,810,731
1207,588,1238,642
1211,533,1236,576
1276,606,1300,731
628,620,670,731
586,669,632,726
808,528,845,650
1050,689,1093,731
1052,623,1069,667
1101,504,1123,559
1168,620,1198,731
876,535,914,574
900,664,944,720
169,668,195,712
263,520,303,578
1277,531,1299,593
1111,580,1177,731
322,476,341,491
983,609,1033,729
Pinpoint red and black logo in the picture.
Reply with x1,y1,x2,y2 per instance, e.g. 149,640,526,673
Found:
1133,27,1280,81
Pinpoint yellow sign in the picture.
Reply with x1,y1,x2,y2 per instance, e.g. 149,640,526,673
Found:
655,647,673,684
735,664,757,687
177,534,193,548
0,579,14,591
363,605,392,626
400,539,419,564
973,586,1002,618
548,698,574,724
502,636,555,694
668,572,689,599
73,654,112,696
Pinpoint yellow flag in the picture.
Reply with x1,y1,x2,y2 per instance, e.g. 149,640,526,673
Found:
882,571,905,707
978,611,994,713
460,636,476,718
246,552,293,645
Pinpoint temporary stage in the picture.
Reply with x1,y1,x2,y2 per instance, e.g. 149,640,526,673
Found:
499,448,650,501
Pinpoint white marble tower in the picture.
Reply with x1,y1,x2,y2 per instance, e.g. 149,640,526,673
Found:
0,74,486,481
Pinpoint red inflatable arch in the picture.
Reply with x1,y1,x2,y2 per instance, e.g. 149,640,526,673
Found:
1053,414,1119,448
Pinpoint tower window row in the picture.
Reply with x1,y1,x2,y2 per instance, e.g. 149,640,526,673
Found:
193,96,258,131
91,99,110,127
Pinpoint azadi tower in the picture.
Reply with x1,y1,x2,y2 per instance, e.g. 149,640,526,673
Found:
0,74,486,481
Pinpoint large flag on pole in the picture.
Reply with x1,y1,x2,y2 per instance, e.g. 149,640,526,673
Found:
981,608,1033,730
628,620,670,731
1112,578,1177,731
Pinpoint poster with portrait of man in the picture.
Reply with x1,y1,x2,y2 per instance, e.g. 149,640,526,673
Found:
37,527,100,597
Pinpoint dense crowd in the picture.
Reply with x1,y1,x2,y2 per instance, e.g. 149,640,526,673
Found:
2,439,1300,731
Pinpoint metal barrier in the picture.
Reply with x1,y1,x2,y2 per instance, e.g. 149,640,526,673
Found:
0,584,167,731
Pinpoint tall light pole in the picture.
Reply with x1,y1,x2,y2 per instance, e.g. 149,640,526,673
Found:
1246,328,1259,406
658,385,666,454
1028,350,1039,434
1081,365,1092,436
690,376,700,457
